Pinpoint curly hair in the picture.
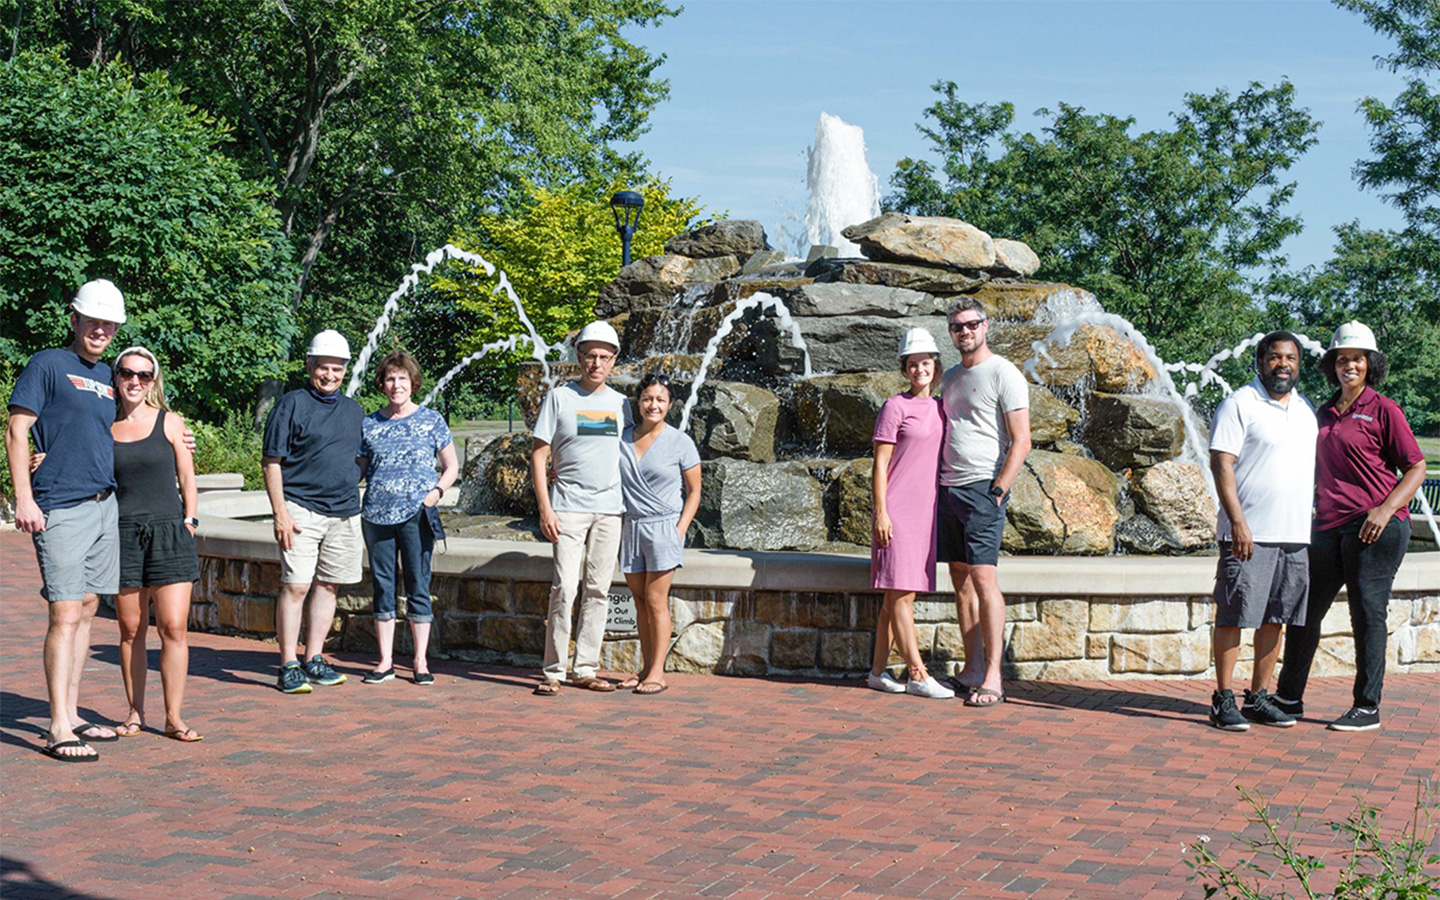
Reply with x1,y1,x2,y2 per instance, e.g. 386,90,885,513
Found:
1319,348,1388,387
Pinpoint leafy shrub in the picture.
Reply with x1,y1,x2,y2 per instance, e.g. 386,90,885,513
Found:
189,413,264,491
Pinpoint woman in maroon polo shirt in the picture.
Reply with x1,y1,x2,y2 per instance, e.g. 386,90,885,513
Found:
1275,321,1427,732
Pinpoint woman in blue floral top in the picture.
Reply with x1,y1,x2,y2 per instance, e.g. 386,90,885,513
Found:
359,351,458,685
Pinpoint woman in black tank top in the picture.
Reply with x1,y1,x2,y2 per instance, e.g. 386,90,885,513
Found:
110,347,202,742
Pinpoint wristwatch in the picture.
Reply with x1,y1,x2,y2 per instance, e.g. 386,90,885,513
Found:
184,516,200,528
989,482,1005,499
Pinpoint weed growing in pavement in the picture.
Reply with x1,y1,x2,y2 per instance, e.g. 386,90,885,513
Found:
1185,780,1438,899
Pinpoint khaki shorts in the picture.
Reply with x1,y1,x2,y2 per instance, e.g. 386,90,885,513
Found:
281,501,363,585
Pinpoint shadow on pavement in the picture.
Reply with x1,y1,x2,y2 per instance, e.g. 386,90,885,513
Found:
1,856,118,900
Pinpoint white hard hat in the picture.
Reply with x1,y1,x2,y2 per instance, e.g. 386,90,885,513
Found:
1328,320,1378,353
576,320,621,352
71,279,126,324
306,329,351,360
897,326,940,359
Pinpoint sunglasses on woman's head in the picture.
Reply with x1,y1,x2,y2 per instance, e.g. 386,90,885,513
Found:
117,367,154,383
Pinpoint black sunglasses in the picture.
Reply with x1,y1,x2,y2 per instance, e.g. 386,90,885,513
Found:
948,318,987,334
117,367,155,383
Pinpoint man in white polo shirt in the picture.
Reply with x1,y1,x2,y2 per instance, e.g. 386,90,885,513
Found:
1206,330,1317,731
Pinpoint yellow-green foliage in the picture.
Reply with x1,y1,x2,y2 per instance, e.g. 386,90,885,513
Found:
434,176,709,356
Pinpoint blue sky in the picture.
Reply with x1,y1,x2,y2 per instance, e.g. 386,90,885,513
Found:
619,0,1409,270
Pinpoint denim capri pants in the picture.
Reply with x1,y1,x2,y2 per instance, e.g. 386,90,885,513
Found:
620,514,684,574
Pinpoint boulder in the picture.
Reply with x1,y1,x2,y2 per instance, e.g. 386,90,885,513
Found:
805,244,838,264
1084,393,1187,469
516,362,580,429
622,301,746,357
689,381,779,462
805,257,988,294
792,372,909,455
991,322,1156,392
968,281,1098,322
595,254,692,316
1003,450,1119,554
756,314,959,375
713,275,814,305
458,432,536,516
991,239,1041,277
778,282,942,318
831,457,874,545
1114,514,1182,555
740,250,787,274
1128,461,1216,549
1028,383,1079,446
842,212,996,270
684,255,741,283
665,220,770,259
692,459,827,551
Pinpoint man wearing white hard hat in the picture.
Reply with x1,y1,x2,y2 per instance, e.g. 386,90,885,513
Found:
6,279,128,760
530,320,632,696
261,330,365,694
937,297,1030,707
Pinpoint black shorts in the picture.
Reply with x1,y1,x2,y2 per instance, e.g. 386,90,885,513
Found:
937,481,1007,567
119,516,200,589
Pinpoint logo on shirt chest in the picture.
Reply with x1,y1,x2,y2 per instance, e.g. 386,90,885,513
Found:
576,410,618,436
1353,413,1374,422
67,374,114,400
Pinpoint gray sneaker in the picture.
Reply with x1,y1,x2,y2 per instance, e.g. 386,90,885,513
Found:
1209,689,1249,731
304,655,347,686
277,661,312,694
1243,689,1296,727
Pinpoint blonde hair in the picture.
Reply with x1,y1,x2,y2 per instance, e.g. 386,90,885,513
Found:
113,346,170,411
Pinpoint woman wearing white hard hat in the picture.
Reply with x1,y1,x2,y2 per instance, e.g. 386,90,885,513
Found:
866,327,954,700
1275,321,1427,732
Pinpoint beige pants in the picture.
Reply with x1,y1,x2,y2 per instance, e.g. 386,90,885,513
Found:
543,511,621,681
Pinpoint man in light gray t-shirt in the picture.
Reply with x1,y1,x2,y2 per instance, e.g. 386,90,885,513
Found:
938,297,1031,708
530,321,633,696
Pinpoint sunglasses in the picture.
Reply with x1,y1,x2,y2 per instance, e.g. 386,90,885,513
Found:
948,318,987,334
117,367,155,383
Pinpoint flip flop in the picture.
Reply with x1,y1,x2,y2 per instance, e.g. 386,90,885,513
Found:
43,740,98,763
533,680,562,697
163,728,204,743
616,673,641,690
964,686,1005,708
572,676,617,693
115,720,143,738
633,682,669,695
73,722,118,742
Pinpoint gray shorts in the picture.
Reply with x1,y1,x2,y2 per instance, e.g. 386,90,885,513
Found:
1213,541,1309,628
33,494,120,601
620,514,684,574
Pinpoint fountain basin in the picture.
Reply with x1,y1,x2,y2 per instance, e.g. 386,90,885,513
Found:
193,490,1440,681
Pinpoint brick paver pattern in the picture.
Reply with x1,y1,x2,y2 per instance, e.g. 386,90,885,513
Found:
1,532,1436,900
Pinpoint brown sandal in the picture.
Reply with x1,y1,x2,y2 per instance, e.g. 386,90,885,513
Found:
533,680,562,697
573,676,616,692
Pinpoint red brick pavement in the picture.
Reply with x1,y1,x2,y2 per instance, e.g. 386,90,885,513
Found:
1,531,1436,900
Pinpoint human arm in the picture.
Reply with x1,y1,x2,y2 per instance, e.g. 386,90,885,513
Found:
871,441,895,547
262,456,300,549
165,412,198,533
993,407,1031,502
5,407,43,533
1360,459,1427,544
424,441,460,508
1210,450,1252,560
531,439,560,542
677,464,702,537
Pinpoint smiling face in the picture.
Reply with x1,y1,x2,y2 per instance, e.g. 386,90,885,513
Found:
1333,347,1368,393
948,311,988,354
71,313,119,362
115,353,156,407
380,366,413,407
308,355,348,395
902,353,937,393
1257,340,1300,397
638,383,672,424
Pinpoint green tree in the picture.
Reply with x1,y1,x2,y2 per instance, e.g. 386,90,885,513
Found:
3,0,679,377
0,51,296,420
888,80,1320,362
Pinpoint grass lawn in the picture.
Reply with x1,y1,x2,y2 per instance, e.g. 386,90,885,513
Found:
1419,436,1440,472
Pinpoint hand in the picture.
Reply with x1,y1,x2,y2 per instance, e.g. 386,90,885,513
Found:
30,451,46,473
1359,508,1390,544
874,511,892,548
184,521,196,536
273,510,301,550
422,488,440,508
182,426,196,455
15,497,44,534
1230,520,1254,562
539,508,561,543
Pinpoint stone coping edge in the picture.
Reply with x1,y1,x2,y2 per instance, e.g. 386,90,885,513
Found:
198,492,1440,596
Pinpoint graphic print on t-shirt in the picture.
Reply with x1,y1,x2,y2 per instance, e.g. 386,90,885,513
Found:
67,374,115,400
576,409,619,436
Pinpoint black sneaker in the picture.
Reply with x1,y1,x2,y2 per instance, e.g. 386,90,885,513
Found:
1327,707,1380,732
1209,689,1250,731
361,667,395,684
1271,695,1303,718
414,671,435,686
277,661,312,694
1243,689,1296,727
304,655,348,686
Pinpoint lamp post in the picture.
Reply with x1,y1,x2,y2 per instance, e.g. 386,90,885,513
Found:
609,190,644,267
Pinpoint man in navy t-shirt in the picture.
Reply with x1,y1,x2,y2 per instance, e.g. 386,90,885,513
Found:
261,330,365,694
6,280,128,761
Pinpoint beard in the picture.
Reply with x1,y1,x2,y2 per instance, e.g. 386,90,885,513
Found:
1259,368,1297,395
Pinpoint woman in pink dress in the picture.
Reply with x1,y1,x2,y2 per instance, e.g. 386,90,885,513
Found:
867,328,954,699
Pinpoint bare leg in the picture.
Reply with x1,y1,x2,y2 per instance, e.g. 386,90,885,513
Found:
411,622,432,675
66,594,111,737
115,588,149,730
637,570,674,687
1250,623,1283,693
44,600,86,748
275,582,310,664
303,581,339,660
625,572,651,677
1213,625,1241,692
968,565,1005,697
886,591,928,681
374,618,396,671
870,594,895,677
151,582,192,735
949,562,983,687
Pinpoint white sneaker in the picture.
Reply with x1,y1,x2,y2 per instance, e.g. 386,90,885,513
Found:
866,671,906,693
906,675,957,699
